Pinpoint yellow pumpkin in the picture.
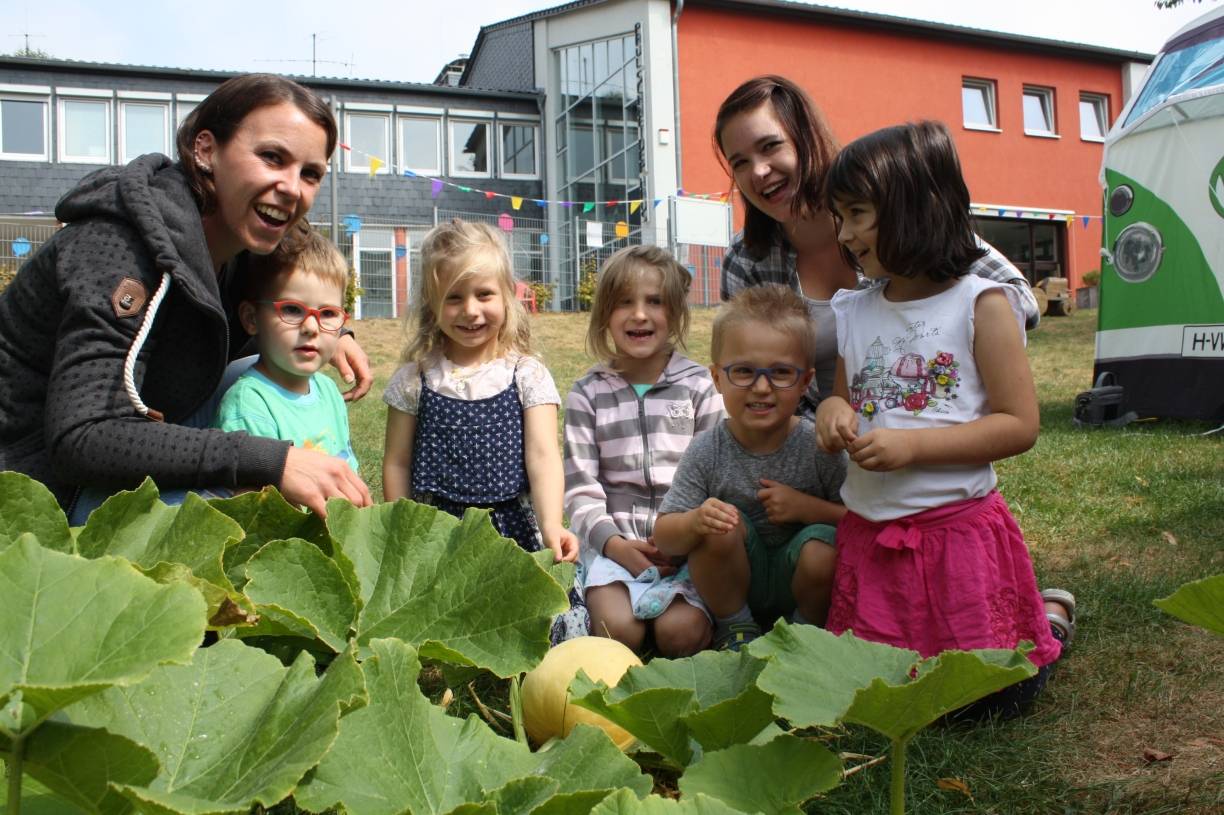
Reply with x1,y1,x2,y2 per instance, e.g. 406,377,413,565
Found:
520,636,641,750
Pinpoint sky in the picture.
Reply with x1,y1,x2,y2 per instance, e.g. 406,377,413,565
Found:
2,0,1218,84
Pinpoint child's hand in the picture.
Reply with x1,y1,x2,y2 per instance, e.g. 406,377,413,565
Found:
848,428,916,471
607,536,677,578
816,399,858,453
693,498,739,537
757,479,811,525
543,525,580,563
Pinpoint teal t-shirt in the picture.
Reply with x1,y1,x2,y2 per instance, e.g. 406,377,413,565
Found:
214,369,358,471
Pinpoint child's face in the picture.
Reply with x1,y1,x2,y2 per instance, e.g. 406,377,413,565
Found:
833,198,884,279
240,270,345,392
711,321,813,436
608,268,670,364
438,267,506,365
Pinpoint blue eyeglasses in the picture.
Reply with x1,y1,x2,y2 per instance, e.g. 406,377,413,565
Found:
721,364,804,389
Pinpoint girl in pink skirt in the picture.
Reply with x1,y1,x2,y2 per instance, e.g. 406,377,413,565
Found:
815,121,1074,717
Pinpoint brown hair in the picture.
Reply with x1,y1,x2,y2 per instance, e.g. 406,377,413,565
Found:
402,219,532,363
586,245,692,364
243,222,349,302
711,284,816,368
713,75,838,258
176,74,337,215
824,120,986,282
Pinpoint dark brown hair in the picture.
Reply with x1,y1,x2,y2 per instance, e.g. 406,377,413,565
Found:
824,120,986,282
586,245,692,364
176,74,337,215
713,75,838,258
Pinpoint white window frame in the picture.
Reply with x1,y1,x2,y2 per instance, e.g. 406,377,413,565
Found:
57,93,113,164
1022,85,1058,138
1079,93,1109,142
397,115,442,175
344,109,391,174
0,85,50,161
498,120,539,180
119,100,170,164
961,78,999,132
448,116,493,179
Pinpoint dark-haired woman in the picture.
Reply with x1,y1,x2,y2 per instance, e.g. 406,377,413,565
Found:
0,74,372,519
715,75,1039,416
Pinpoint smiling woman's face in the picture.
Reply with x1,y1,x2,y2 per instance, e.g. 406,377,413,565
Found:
719,102,800,226
196,102,329,268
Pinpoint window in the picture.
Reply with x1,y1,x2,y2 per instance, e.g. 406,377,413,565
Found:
345,111,390,173
961,78,997,130
1079,93,1109,141
398,116,441,174
58,97,111,163
449,119,491,177
0,89,49,160
1022,86,1057,136
120,102,169,163
499,122,538,178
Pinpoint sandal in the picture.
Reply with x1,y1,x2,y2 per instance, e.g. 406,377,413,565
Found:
1041,588,1077,645
714,620,762,652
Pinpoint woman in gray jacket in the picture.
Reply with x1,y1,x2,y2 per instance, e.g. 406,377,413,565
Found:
0,74,371,519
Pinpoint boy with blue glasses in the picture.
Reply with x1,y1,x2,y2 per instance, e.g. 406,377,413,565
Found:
654,285,846,650
214,227,358,473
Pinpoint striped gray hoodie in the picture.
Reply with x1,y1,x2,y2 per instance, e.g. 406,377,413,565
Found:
563,352,724,569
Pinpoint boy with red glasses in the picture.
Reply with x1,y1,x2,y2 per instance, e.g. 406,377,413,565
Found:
214,227,358,471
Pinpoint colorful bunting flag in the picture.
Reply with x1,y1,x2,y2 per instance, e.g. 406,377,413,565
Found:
431,179,444,198
498,212,514,232
582,202,595,213
511,196,523,211
629,200,642,214
615,221,629,238
368,157,383,178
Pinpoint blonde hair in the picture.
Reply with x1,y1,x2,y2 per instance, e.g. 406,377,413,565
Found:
245,223,349,302
402,219,532,363
587,245,692,364
712,285,816,367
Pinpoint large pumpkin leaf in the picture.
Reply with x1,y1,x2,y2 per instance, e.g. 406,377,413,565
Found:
748,623,917,728
1155,574,1224,636
0,537,205,731
209,489,330,588
678,734,842,815
67,639,365,814
569,650,774,765
297,640,649,815
242,538,357,652
326,500,568,676
1,776,90,815
14,720,158,815
589,789,747,815
75,481,241,592
0,472,72,554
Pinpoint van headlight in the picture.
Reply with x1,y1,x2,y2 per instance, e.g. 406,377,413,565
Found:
1112,223,1162,283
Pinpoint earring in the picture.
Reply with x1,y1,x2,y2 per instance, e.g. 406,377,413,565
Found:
194,152,212,174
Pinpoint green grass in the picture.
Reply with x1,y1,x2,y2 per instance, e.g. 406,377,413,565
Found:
339,307,1224,814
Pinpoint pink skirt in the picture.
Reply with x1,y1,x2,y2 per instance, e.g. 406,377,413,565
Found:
826,492,1061,668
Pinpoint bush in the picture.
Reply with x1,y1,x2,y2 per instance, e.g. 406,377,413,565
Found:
528,281,553,311
576,258,599,311
1082,269,1101,287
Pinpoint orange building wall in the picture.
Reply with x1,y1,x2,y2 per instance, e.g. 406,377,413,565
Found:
678,6,1125,289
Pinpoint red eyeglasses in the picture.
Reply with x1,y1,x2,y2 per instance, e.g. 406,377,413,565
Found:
257,300,348,333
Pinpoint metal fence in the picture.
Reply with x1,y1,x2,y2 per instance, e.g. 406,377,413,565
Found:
2,209,728,312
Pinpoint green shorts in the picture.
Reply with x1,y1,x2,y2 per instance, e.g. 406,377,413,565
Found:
744,520,837,624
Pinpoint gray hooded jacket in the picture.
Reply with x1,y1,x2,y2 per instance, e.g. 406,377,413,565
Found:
0,154,288,509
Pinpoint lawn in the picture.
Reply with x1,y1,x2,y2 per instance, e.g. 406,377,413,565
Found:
341,307,1223,814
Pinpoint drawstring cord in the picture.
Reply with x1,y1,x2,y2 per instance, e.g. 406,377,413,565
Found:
122,273,172,419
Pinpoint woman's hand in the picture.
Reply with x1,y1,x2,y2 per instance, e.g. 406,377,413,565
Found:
543,524,580,563
331,333,373,402
279,445,372,517
606,535,676,578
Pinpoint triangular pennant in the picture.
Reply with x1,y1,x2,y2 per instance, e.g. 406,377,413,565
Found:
582,202,595,213
629,200,642,214
606,199,619,208
368,157,383,177
403,169,417,178
511,196,523,210
1082,216,1090,228
653,198,663,208
459,185,473,193
535,199,548,208
339,142,351,151
484,190,496,200
431,179,444,198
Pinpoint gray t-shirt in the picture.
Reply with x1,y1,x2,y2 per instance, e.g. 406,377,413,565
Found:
659,418,847,548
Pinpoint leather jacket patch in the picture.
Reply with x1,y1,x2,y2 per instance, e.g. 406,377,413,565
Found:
111,277,148,318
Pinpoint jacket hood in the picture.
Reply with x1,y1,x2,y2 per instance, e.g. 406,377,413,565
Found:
590,350,709,386
55,154,219,308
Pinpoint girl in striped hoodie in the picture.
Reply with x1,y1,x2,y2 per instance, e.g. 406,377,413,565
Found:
564,246,724,656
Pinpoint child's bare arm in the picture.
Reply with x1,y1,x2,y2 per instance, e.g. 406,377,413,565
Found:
847,290,1039,471
382,408,416,502
524,403,579,562
654,499,739,556
757,479,846,525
